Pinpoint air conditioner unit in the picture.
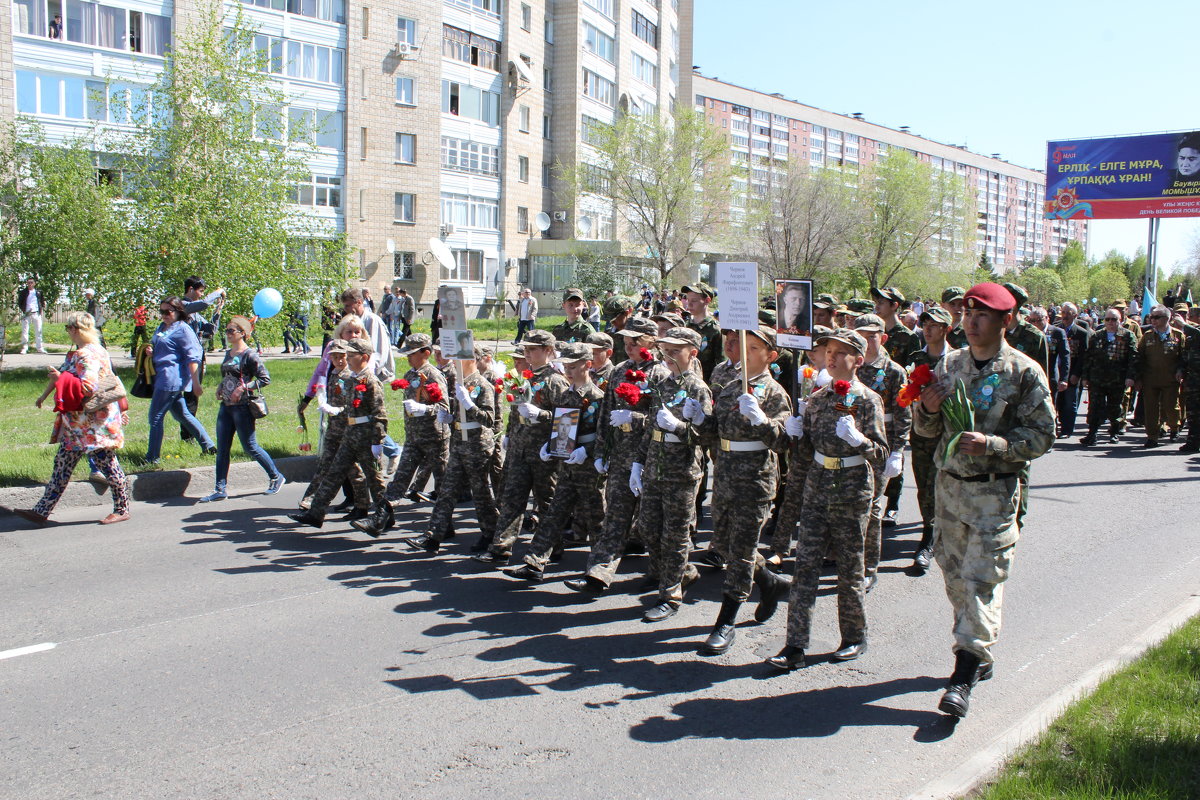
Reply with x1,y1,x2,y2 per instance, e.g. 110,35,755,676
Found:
506,257,520,270
552,211,568,222
440,224,456,236
395,42,418,56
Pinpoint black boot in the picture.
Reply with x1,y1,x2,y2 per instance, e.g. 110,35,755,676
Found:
766,644,806,672
938,650,983,718
401,532,440,553
912,524,935,573
699,595,742,655
351,501,393,538
1079,428,1098,447
753,567,791,623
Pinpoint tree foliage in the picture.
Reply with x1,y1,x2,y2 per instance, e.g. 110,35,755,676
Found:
1020,267,1065,307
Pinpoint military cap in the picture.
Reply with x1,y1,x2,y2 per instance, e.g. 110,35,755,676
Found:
555,341,592,364
811,324,834,338
522,329,557,348
852,313,886,333
344,337,375,355
1002,282,1029,309
964,283,1017,313
513,343,526,358
813,293,838,310
1109,298,1128,309
326,338,352,354
396,333,432,355
870,286,905,304
562,287,586,303
681,281,716,300
474,344,494,359
919,307,954,326
602,295,634,318
941,286,966,303
651,311,686,328
745,324,778,349
833,303,851,315
847,298,875,314
586,331,614,349
657,326,702,348
816,327,867,356
758,308,777,326
1172,302,1191,313
614,316,658,337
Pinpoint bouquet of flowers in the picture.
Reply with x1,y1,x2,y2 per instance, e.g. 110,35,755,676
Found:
614,382,642,406
896,363,935,408
941,378,975,459
798,365,817,400
503,369,534,403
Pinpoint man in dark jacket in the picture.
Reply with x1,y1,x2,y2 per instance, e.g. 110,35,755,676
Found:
17,277,47,354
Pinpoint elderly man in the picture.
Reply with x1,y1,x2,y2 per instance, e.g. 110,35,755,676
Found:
1028,306,1069,416
1054,302,1090,438
1081,309,1137,446
341,287,394,379
1129,304,1184,447
514,288,538,343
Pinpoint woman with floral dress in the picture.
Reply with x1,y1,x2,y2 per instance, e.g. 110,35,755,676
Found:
16,312,130,526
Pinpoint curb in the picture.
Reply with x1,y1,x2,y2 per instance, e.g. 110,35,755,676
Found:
0,454,320,512
906,592,1200,800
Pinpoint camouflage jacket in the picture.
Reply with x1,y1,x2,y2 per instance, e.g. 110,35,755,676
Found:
907,346,949,444
1181,326,1200,389
789,378,889,504
687,315,723,382
635,369,712,481
590,360,616,394
913,342,1055,474
856,351,911,453
399,362,449,440
1132,327,1185,387
1082,328,1136,385
344,368,389,442
709,359,741,394
1005,318,1050,378
598,356,672,461
446,368,496,449
947,323,968,350
548,379,606,459
885,321,921,368
700,368,791,454
506,362,572,444
551,318,596,344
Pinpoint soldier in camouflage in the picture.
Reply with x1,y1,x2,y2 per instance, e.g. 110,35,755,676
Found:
768,329,889,672
1080,309,1137,446
812,294,838,330
942,286,968,349
914,283,1055,718
682,282,723,383
551,287,597,344
907,307,953,573
298,340,369,515
602,295,635,336
1002,283,1050,378
871,287,921,368
587,331,616,389
1180,308,1200,453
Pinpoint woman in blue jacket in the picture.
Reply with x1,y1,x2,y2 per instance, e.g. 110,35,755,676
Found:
144,296,216,464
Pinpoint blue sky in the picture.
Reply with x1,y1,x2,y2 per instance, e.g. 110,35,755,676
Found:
693,0,1199,273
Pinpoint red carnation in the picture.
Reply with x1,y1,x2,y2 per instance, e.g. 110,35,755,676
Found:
615,382,642,406
833,380,851,396
897,364,935,408
625,369,646,381
522,369,534,380
506,393,515,402
424,383,444,403
638,347,652,361
392,378,410,390
355,383,367,393
352,398,362,408
495,385,503,394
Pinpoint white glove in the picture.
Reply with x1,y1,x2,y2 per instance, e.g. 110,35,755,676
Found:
455,383,476,410
538,441,553,462
319,403,343,416
784,415,804,439
566,446,588,465
501,435,509,449
815,368,833,388
883,451,903,479
551,361,565,374
794,398,808,417
657,408,683,433
629,462,643,497
436,409,453,425
682,397,706,424
609,409,634,426
738,393,768,426
517,402,539,420
835,415,868,448
594,457,608,474
371,444,383,457
404,399,429,416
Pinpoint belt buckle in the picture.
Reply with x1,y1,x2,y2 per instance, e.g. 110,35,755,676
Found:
652,430,662,442
719,439,730,452
619,423,632,433
823,455,843,469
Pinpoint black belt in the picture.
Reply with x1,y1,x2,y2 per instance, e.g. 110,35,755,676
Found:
945,471,1018,483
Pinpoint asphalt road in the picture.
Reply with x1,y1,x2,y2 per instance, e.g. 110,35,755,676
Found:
3,438,1198,800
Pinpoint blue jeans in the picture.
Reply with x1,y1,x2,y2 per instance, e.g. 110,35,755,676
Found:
380,435,400,459
146,389,214,462
214,403,280,489
516,319,535,342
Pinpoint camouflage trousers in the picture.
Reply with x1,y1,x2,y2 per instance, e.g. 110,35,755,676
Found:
882,471,903,513
1185,386,1200,445
711,451,774,601
933,470,1020,665
1143,383,1181,438
309,426,387,519
785,471,871,648
524,462,605,572
911,434,939,527
427,434,497,542
384,427,449,501
584,448,642,587
771,444,806,556
864,469,887,579
636,476,702,606
489,433,559,557
302,424,368,510
1086,382,1126,433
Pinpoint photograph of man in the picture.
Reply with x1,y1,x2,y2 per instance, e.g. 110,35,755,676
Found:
1168,132,1200,189
775,279,813,350
438,286,467,331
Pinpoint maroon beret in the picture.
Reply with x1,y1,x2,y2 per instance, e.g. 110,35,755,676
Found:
964,283,1016,313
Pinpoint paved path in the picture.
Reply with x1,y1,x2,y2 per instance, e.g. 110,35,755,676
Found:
2,441,1198,799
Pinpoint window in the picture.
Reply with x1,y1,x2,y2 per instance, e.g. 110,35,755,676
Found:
394,192,415,223
283,40,345,84
441,81,501,125
517,206,529,233
288,107,344,148
441,192,500,230
518,156,529,182
280,0,346,23
40,1,171,53
581,114,607,146
361,7,368,38
445,0,501,18
441,137,500,175
542,162,552,186
544,14,553,42
582,69,615,106
583,23,615,63
443,249,484,283
632,52,657,87
581,163,611,195
395,132,415,164
631,10,657,48
393,251,416,280
518,104,530,132
15,70,123,120
442,24,501,71
395,77,416,105
520,2,531,30
543,113,552,138
582,0,613,18
396,16,416,44
359,126,367,159
292,175,342,208
543,67,553,91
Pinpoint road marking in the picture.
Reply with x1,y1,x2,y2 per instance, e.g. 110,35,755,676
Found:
907,591,1200,800
0,642,57,660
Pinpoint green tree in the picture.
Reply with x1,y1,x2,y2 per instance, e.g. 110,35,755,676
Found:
1089,268,1131,306
1021,267,1065,306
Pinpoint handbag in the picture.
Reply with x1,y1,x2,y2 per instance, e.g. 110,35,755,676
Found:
130,348,155,399
247,394,269,419
82,372,127,413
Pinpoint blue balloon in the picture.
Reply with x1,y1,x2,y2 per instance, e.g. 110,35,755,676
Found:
253,288,284,319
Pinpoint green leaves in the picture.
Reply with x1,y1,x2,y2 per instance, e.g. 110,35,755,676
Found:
941,378,975,460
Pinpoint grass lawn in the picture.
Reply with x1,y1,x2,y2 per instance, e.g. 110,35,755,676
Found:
973,614,1200,800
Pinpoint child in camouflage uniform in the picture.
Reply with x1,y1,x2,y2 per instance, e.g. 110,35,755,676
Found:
298,340,368,516
767,329,889,672
907,307,954,573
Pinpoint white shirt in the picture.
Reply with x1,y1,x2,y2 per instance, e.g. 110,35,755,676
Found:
359,309,395,379
25,291,39,314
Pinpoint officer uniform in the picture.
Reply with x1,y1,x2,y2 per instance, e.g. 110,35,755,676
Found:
1132,322,1184,444
912,283,1055,717
381,334,450,504
1081,325,1136,444
683,282,723,383
907,308,953,569
771,330,888,670
551,287,597,343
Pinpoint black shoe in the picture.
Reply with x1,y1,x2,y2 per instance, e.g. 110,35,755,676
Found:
864,573,878,593
287,511,323,528
642,601,678,623
342,507,369,522
1168,429,1179,442
766,645,806,672
503,564,544,582
623,540,647,557
548,548,565,564
564,575,608,594
562,531,589,547
753,567,791,623
472,551,509,566
1107,433,1120,444
832,640,868,661
913,547,933,573
406,490,432,503
1143,439,1160,448
699,595,742,655
470,536,492,554
1079,432,1097,446
331,499,355,513
401,532,440,553
351,502,394,538
695,549,727,571
1180,441,1200,454
882,508,898,528
938,650,984,718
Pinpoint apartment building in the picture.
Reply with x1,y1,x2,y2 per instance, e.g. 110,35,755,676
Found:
693,73,1087,272
3,0,691,310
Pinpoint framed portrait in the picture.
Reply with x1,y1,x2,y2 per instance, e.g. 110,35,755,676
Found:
775,279,813,350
